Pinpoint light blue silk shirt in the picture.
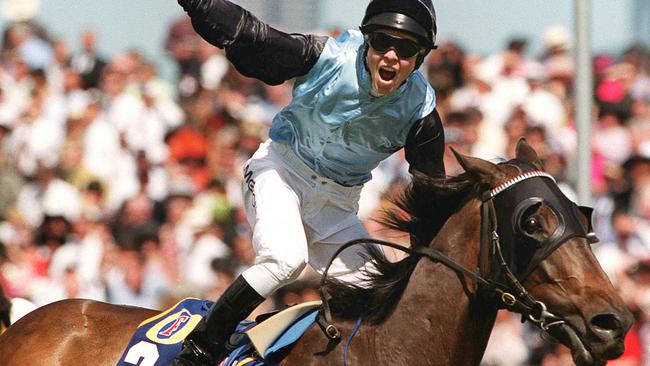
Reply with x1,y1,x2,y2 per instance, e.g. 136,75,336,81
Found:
269,30,436,186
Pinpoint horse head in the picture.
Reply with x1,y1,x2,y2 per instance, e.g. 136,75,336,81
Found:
453,139,633,366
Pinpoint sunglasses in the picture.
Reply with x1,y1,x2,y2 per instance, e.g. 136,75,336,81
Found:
366,32,423,59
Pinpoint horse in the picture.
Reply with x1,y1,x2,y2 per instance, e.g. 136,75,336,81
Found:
0,139,632,366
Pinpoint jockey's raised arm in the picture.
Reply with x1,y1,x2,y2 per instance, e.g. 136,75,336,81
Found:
179,0,328,85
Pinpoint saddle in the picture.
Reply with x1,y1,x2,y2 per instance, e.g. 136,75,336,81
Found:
115,298,323,366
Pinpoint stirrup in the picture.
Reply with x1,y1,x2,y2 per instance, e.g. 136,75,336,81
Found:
172,338,223,366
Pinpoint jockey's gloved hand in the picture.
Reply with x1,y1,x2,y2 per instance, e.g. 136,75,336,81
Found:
177,0,198,12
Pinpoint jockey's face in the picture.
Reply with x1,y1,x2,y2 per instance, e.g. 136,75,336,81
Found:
366,29,421,96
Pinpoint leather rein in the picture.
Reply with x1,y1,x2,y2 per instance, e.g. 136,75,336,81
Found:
317,170,569,351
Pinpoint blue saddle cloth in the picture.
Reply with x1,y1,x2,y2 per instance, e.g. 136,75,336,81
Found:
115,298,319,366
116,298,213,366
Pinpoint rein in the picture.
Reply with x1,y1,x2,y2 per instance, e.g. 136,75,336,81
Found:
316,170,568,354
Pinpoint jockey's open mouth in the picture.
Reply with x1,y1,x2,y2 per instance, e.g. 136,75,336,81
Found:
378,66,397,81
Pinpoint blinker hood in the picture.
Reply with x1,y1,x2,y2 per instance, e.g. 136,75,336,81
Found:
488,164,597,280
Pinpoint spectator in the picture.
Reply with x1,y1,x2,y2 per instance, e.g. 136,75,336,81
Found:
70,27,107,90
425,40,465,102
164,16,202,99
540,24,575,94
5,22,54,71
104,245,171,309
521,62,567,140
179,190,231,293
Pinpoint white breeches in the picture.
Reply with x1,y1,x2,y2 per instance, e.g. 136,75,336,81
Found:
241,140,378,297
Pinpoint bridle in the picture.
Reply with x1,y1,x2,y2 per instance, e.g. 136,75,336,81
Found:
475,170,567,331
317,165,597,349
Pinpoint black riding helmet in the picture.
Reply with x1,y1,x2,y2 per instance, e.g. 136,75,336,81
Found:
361,0,436,48
360,0,437,69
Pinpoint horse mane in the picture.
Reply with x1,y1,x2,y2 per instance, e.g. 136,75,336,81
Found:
323,171,480,324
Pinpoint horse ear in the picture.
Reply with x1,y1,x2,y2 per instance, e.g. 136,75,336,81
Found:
515,138,544,170
450,147,505,185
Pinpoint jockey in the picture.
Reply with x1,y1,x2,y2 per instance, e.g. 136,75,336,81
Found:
172,0,445,364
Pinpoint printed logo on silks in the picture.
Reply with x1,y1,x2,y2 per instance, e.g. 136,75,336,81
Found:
145,309,203,345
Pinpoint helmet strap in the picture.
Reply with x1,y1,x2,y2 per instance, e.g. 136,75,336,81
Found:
415,50,429,70
362,42,384,96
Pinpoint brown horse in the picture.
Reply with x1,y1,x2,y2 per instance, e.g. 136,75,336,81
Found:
0,140,633,365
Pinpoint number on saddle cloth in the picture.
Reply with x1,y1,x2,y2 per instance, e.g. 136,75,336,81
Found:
116,299,322,366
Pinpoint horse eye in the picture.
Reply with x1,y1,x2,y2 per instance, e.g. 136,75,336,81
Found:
521,217,541,235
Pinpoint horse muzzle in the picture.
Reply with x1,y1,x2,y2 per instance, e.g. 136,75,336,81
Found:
548,308,633,366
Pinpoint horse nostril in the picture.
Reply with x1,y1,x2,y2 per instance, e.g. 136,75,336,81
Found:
590,313,621,336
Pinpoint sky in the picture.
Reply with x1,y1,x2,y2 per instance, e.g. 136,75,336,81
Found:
321,0,643,56
0,0,644,81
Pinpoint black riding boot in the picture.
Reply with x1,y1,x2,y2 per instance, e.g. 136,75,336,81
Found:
171,275,265,366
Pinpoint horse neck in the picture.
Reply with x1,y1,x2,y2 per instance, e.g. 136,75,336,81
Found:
374,199,499,365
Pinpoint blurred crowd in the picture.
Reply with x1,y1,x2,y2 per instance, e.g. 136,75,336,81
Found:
0,16,647,365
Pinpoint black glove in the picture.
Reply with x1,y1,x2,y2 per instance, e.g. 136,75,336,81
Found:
177,0,198,12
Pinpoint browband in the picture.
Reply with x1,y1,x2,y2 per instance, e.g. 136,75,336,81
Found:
489,171,556,198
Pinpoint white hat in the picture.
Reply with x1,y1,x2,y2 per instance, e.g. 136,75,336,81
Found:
1,0,41,21
543,25,571,50
473,60,498,85
41,179,81,222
